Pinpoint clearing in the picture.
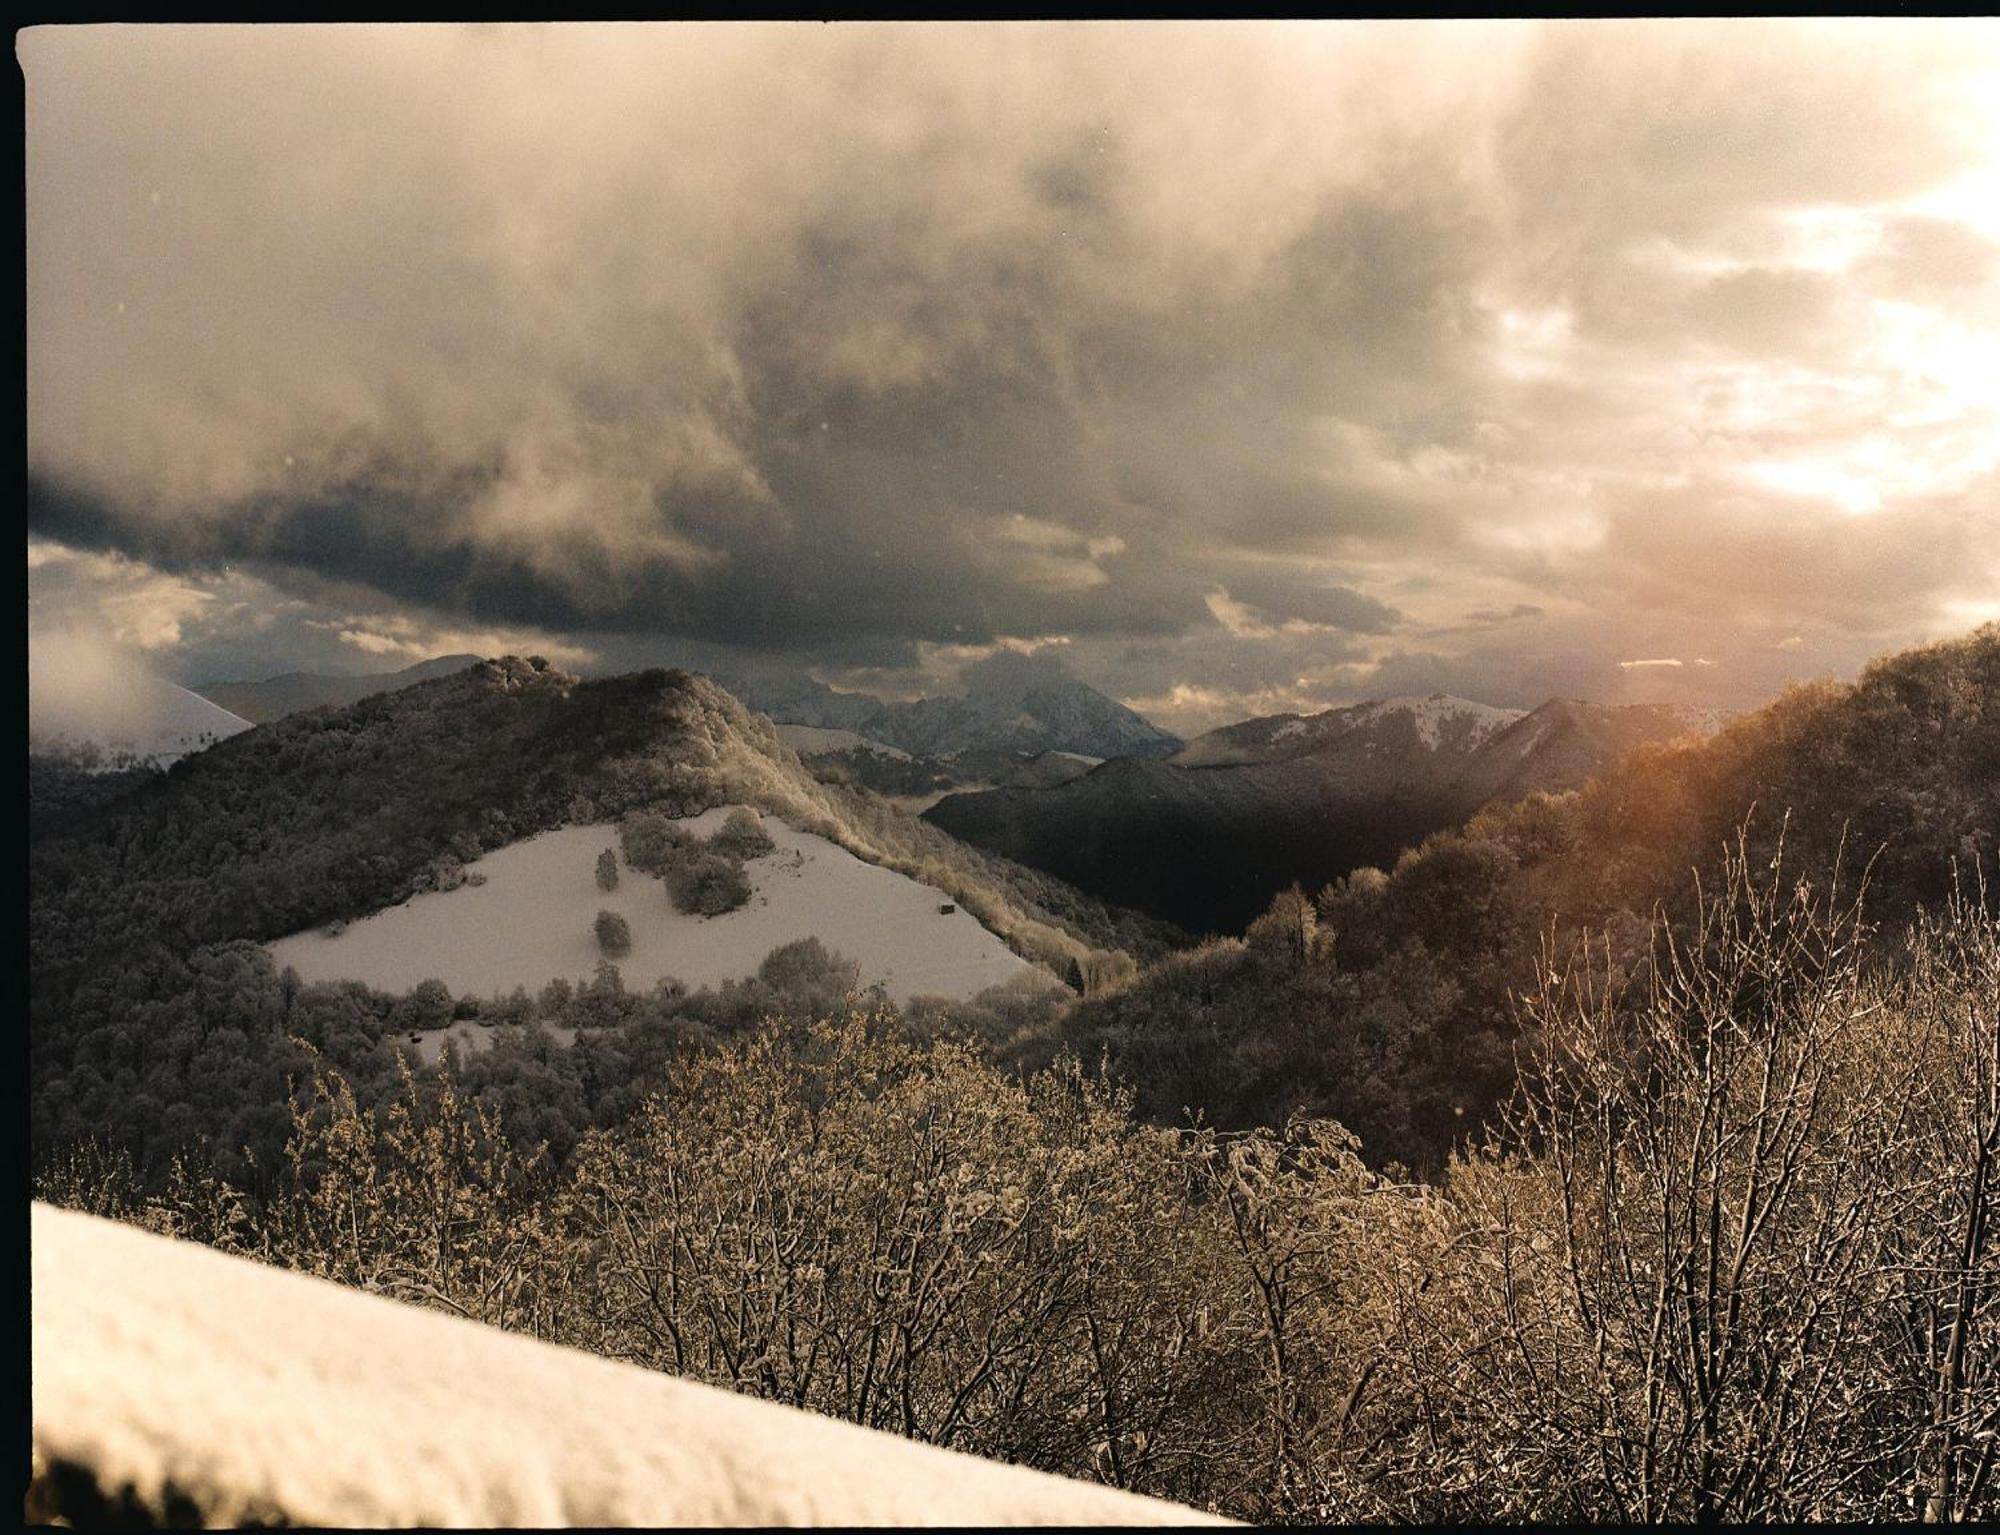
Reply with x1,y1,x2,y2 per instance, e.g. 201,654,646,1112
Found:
268,806,1040,1011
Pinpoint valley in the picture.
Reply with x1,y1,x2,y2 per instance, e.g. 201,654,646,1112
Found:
924,693,1723,934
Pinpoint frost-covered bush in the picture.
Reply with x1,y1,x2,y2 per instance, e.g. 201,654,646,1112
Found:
708,807,775,860
756,936,859,998
663,850,751,917
620,811,691,875
594,910,632,958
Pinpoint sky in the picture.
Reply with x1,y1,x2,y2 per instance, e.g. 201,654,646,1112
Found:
24,21,2000,734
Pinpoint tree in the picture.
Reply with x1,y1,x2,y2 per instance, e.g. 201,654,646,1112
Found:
593,910,632,958
1246,886,1317,968
1075,948,1139,996
757,936,859,998
1338,836,2000,1522
595,848,619,892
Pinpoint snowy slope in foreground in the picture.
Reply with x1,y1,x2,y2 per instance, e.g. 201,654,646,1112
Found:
30,1204,1230,1527
269,806,1040,1005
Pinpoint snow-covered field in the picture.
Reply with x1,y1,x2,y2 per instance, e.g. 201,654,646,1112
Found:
269,807,1039,1006
31,1203,1233,1526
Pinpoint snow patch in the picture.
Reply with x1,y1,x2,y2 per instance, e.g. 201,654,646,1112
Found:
30,1203,1232,1527
268,808,1039,1006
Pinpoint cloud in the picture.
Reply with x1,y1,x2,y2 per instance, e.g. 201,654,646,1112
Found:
22,21,2000,714
28,538,225,651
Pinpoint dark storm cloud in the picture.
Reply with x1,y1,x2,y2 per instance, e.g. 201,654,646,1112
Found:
23,22,2000,725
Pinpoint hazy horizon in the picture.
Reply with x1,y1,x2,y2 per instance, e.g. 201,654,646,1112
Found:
25,21,2000,735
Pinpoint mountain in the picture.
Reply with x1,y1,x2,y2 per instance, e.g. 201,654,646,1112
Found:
866,667,1180,760
725,658,1180,762
1172,694,1523,768
925,693,1718,935
28,668,253,770
718,671,885,734
191,654,484,724
1460,698,1727,804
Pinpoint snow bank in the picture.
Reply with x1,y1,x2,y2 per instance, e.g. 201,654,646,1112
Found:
31,1203,1229,1526
269,808,1040,1005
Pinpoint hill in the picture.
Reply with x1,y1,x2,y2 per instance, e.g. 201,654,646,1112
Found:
268,807,1043,1005
28,658,1182,1181
926,694,1715,934
787,733,1102,811
191,653,484,723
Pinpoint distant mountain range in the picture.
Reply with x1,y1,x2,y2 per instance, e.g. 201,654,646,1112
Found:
720,661,1181,763
192,651,1180,764
925,694,1729,935
192,654,485,723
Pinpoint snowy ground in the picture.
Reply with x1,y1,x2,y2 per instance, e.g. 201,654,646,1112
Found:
31,1203,1233,1526
396,1020,579,1068
269,808,1039,1010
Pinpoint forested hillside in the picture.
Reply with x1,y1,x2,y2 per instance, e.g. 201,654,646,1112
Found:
1050,626,1999,1170
926,694,1719,934
47,860,1998,1522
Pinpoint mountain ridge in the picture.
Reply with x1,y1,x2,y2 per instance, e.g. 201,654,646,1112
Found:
926,692,1725,934
192,654,486,724
724,662,1181,762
